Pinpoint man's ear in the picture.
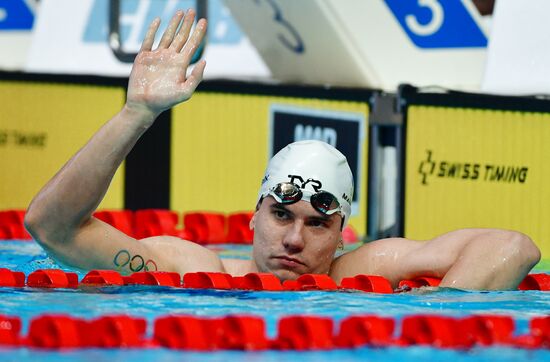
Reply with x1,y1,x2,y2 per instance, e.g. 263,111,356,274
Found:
251,197,263,230
249,212,256,230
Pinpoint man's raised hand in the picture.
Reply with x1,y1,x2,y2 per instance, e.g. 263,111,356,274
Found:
126,10,207,117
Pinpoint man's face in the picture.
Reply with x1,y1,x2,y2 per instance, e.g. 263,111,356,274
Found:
251,197,342,281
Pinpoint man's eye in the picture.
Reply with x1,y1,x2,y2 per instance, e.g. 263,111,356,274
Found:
308,220,328,228
274,210,289,220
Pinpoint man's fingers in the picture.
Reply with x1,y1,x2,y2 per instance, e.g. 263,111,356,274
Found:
158,10,185,49
181,60,206,97
181,18,207,64
170,9,195,52
140,17,160,52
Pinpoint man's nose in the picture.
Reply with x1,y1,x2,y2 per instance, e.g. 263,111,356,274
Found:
282,222,305,252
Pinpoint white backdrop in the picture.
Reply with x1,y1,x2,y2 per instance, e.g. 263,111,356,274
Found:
224,0,489,91
23,0,270,79
482,0,550,95
0,0,36,70
4,1,550,96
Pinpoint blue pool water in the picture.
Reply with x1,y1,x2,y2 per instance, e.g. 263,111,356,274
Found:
0,240,549,361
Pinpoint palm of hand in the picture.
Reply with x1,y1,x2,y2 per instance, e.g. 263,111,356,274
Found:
125,10,206,116
128,49,190,113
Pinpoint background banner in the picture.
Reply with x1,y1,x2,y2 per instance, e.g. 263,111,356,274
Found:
0,77,126,211
405,105,550,258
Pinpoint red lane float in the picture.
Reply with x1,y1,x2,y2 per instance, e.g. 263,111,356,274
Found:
276,316,334,350
1,313,549,350
130,271,181,287
296,274,338,290
336,315,395,347
0,268,25,287
154,315,217,350
398,277,441,290
183,272,233,289
0,267,549,293
232,273,283,291
282,280,299,290
157,315,269,351
86,316,147,348
26,269,78,288
523,316,550,348
342,225,359,243
27,315,147,349
340,275,393,294
282,274,338,291
225,212,254,244
0,210,31,240
183,212,226,244
400,314,516,348
400,315,463,348
461,315,514,346
134,209,179,239
217,315,269,350
0,315,21,346
93,210,134,237
80,270,129,286
519,273,550,291
27,315,85,348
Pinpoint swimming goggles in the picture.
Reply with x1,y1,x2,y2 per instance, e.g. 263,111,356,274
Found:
266,182,342,216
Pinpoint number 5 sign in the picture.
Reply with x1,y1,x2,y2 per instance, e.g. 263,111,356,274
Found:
384,0,487,48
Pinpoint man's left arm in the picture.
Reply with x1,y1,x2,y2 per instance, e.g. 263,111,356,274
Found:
332,228,541,290
424,229,540,290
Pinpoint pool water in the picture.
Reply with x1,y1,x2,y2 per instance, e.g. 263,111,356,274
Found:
0,240,549,361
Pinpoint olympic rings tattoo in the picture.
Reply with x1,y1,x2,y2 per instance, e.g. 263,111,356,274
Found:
113,250,130,268
145,259,158,271
129,255,144,272
113,250,156,272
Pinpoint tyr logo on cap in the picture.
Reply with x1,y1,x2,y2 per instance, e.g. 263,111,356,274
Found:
288,175,322,192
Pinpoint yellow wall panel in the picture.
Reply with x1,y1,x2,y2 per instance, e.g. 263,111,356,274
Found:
0,81,125,210
172,93,369,235
405,106,550,258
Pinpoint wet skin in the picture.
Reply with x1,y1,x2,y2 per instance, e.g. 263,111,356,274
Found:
250,197,342,281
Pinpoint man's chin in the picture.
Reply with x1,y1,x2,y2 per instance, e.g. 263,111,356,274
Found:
256,260,311,281
268,268,303,282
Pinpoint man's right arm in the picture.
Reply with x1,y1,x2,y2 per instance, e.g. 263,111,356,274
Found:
24,10,221,274
25,106,159,272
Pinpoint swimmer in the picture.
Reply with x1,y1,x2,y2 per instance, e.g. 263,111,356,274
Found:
24,10,540,290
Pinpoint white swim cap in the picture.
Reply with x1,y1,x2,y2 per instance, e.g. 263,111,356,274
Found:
258,140,354,227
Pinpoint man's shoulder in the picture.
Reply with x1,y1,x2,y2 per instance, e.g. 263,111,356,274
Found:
329,237,421,283
221,258,256,276
139,235,225,273
336,237,417,260
139,235,209,251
